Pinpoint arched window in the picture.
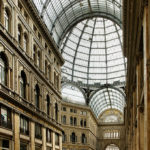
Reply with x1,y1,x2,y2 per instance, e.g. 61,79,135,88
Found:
62,115,66,124
70,116,73,125
35,84,40,109
84,120,86,127
23,33,28,52
0,53,7,85
81,134,86,144
20,71,26,99
80,119,83,127
70,132,76,143
62,131,66,143
4,8,9,31
48,65,51,80
55,103,58,121
46,95,50,115
74,117,77,126
18,25,22,45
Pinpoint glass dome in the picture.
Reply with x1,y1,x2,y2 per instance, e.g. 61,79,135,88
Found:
62,84,86,105
61,17,126,86
89,87,125,117
32,0,122,45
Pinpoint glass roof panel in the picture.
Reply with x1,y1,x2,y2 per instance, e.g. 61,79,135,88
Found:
62,84,86,105
32,0,122,45
89,87,125,117
61,17,126,86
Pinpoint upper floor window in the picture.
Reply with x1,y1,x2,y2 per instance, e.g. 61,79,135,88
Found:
74,117,77,126
23,33,28,52
4,9,9,31
18,25,22,45
55,103,58,121
48,65,51,80
18,2,22,11
62,115,66,124
55,133,59,145
35,123,42,139
103,130,120,139
70,132,77,143
84,120,86,127
37,51,40,68
46,95,50,116
35,84,40,109
0,105,11,129
20,115,29,135
81,134,87,144
70,116,73,125
80,119,83,127
62,107,66,111
46,128,52,143
62,131,66,143
20,71,26,99
45,60,47,76
0,53,7,86
0,57,5,85
33,45,36,63
80,111,87,116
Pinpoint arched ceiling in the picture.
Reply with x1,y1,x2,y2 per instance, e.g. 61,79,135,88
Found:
32,0,125,118
61,17,126,86
62,83,86,105
89,87,125,117
32,0,122,46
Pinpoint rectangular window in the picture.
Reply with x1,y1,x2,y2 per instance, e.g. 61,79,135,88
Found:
80,111,87,115
0,106,11,129
55,133,59,145
0,139,9,149
70,108,73,112
62,107,66,111
20,115,29,135
46,128,51,143
35,123,42,139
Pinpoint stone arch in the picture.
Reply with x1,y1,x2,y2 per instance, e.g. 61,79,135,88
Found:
104,143,120,150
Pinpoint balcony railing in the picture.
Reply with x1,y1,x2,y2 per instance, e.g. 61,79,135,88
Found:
0,120,12,129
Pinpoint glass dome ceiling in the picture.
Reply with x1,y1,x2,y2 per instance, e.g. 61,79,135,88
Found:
89,87,125,117
32,0,122,45
62,84,86,105
61,17,126,86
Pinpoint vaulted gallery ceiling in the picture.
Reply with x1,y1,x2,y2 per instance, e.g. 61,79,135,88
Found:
32,0,126,121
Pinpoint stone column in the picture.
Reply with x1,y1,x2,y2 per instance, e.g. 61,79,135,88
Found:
30,121,35,150
59,135,62,150
42,127,46,150
14,112,20,150
52,132,55,150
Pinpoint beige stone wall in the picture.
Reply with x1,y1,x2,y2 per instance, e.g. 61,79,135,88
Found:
97,124,125,150
61,102,98,150
0,0,64,149
123,0,150,150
